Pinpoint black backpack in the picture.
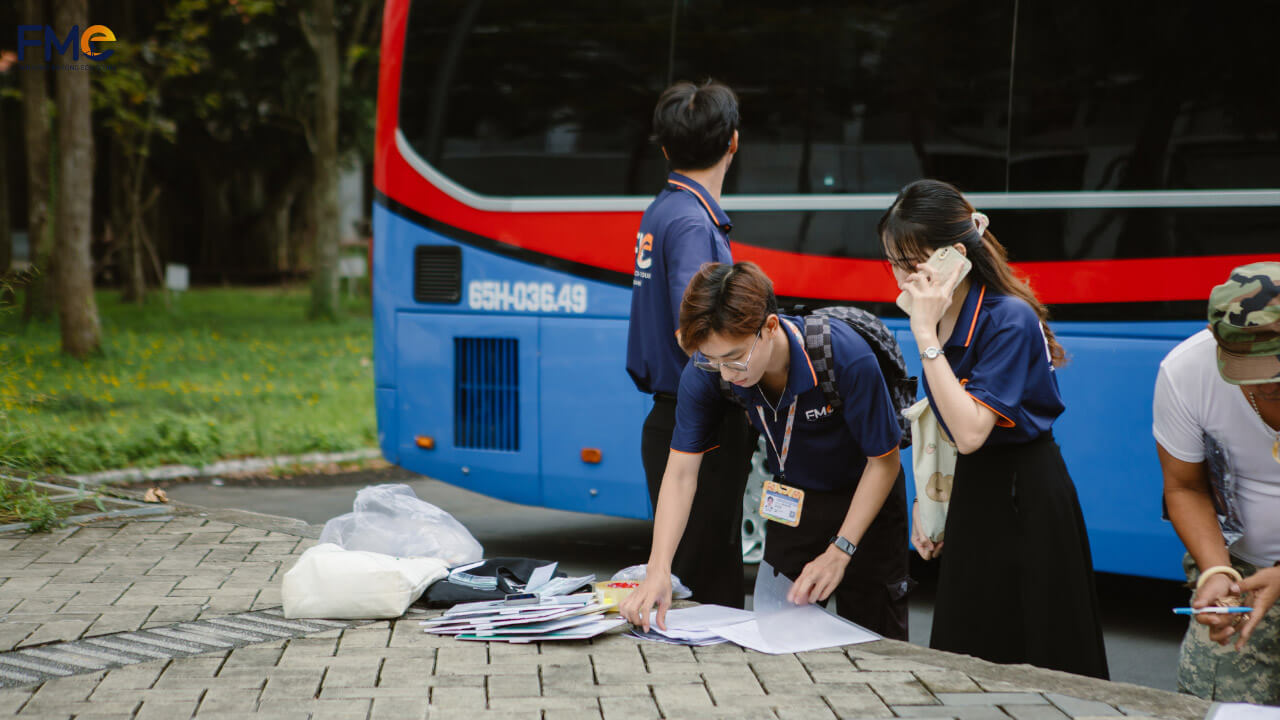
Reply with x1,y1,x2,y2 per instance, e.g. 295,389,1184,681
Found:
719,307,917,448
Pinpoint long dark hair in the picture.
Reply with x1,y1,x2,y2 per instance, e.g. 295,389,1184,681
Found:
878,179,1066,367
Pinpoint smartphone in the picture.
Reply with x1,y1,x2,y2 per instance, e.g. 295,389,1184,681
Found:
502,592,540,606
895,246,972,315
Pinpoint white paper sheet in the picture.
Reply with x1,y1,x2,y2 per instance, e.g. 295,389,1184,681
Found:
713,604,878,654
631,604,755,644
707,561,880,654
1208,704,1280,720
752,561,794,616
752,560,797,647
661,604,754,630
525,562,558,592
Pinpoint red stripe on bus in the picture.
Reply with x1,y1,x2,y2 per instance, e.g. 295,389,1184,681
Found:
375,5,1273,307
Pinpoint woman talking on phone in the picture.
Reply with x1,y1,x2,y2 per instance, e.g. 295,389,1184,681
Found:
881,179,1108,678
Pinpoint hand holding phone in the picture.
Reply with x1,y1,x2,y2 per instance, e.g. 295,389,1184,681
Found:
895,246,972,315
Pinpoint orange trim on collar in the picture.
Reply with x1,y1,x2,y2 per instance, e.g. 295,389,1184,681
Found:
670,445,720,455
667,179,725,229
781,318,818,387
964,285,986,347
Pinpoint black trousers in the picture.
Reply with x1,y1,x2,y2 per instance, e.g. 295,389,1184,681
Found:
641,395,755,609
763,469,911,640
930,433,1109,679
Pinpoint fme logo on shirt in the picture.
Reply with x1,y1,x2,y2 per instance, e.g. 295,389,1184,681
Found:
804,405,835,422
635,232,654,270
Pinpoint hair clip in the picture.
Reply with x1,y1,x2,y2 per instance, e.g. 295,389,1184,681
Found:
971,212,989,237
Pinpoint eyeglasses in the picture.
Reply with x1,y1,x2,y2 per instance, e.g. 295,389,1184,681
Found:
884,254,922,269
693,331,762,374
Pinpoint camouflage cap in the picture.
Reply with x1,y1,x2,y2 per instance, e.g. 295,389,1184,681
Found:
1208,261,1280,385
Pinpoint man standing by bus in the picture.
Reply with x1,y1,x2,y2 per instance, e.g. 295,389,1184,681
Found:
625,80,755,608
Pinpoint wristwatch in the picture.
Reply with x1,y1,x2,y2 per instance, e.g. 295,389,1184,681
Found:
920,346,944,361
830,535,857,557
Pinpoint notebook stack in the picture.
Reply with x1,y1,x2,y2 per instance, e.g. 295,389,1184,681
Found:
421,593,622,643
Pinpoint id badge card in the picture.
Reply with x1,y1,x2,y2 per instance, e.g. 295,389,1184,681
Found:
759,480,804,527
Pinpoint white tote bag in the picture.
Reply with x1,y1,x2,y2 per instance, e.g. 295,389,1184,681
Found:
282,543,449,620
902,398,957,542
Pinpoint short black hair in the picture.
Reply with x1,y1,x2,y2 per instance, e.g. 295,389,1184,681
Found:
652,80,739,171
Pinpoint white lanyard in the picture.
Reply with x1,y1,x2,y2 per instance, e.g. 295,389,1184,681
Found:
756,399,797,481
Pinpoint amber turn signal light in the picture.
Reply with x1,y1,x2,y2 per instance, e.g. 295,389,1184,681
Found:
580,448,602,464
415,436,435,450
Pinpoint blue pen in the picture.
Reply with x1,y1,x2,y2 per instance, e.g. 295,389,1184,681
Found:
1172,606,1253,615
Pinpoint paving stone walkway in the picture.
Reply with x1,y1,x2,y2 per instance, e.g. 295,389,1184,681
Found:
0,500,1212,720
0,508,316,653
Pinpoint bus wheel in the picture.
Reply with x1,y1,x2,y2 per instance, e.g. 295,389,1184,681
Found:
741,435,769,564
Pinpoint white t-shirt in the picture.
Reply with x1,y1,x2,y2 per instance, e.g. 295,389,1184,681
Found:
1153,329,1280,567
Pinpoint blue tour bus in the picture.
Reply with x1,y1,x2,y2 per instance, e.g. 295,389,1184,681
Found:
372,0,1280,580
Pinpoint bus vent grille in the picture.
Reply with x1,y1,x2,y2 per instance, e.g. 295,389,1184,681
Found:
454,338,520,451
414,245,462,303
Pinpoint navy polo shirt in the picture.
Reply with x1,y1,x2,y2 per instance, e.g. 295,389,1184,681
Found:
625,173,733,396
670,315,901,492
922,283,1065,446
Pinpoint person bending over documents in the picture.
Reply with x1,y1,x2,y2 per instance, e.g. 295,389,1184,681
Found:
619,262,910,639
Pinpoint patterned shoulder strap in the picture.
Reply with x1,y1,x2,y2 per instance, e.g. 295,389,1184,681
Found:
803,314,842,410
812,305,918,448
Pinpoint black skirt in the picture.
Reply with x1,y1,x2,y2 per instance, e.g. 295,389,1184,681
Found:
930,433,1109,679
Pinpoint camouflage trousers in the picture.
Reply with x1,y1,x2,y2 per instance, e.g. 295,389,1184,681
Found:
1178,554,1280,705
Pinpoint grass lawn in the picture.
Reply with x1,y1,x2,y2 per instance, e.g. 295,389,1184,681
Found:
1,287,376,475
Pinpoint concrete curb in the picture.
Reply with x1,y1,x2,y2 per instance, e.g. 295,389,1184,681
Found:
103,482,323,539
66,448,383,486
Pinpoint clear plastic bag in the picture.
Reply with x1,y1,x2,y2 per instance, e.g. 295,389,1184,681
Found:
318,484,483,565
611,564,693,599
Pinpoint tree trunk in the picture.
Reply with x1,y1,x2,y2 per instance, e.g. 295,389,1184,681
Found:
0,108,12,283
253,169,304,274
53,0,102,358
292,173,316,278
122,169,148,304
305,0,341,320
20,0,53,323
113,127,146,302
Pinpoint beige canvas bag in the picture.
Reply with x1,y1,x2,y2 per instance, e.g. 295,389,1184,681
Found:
903,398,957,542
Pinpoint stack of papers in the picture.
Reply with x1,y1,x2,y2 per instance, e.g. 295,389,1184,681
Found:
625,563,881,654
628,604,754,646
421,593,622,643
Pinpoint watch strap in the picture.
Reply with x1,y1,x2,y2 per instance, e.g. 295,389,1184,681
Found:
830,535,857,557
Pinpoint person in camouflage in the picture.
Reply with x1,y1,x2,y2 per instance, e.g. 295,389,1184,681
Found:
1154,261,1280,705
